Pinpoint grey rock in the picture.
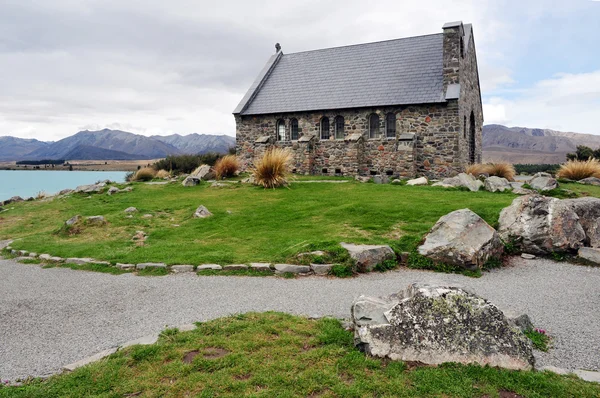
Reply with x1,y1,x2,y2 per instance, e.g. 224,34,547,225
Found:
65,258,93,265
38,254,52,261
18,250,29,256
372,175,389,184
182,176,200,187
511,314,534,332
86,216,106,226
89,260,110,266
355,176,371,183
28,253,37,258
241,176,255,184
340,242,395,272
141,214,153,219
171,265,195,273
124,207,138,213
191,164,212,180
0,240,12,250
223,264,248,271
352,284,534,370
14,256,33,262
529,174,558,191
211,182,227,188
406,177,428,186
311,263,334,275
274,264,311,274
136,262,167,270
418,209,504,271
391,179,402,184
74,184,104,194
578,177,600,186
65,215,81,226
498,195,586,254
107,186,120,195
521,253,536,260
197,264,222,270
484,176,511,192
533,172,553,178
49,256,63,262
297,250,326,257
562,197,600,248
578,247,600,265
58,188,74,196
116,263,135,270
120,334,159,349
121,186,133,192
573,369,600,383
193,205,213,219
538,365,570,375
433,173,483,192
249,263,273,272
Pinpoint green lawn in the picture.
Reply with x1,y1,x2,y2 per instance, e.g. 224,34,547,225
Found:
1,179,599,266
2,313,598,398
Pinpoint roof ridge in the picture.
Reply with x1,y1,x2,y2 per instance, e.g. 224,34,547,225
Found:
284,32,443,56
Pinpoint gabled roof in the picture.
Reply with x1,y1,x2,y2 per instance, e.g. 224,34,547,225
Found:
234,33,446,115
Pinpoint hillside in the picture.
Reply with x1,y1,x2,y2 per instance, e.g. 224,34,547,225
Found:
483,124,600,164
0,129,235,161
151,133,235,155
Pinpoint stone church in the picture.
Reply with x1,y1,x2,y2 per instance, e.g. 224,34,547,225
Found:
233,21,482,179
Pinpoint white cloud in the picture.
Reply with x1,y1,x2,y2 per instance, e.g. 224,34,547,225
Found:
483,70,600,134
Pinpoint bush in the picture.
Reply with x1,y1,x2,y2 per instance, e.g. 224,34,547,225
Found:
133,167,157,181
466,163,515,181
214,155,240,179
155,169,170,179
252,148,292,188
153,153,223,175
557,159,600,181
514,164,559,175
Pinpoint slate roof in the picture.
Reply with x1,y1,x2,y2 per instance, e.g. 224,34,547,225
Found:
235,33,446,115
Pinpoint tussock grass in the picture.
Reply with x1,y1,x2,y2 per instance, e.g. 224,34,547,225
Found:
155,169,170,179
3,313,599,397
557,159,600,180
133,167,157,181
252,148,292,188
466,163,516,181
214,155,240,179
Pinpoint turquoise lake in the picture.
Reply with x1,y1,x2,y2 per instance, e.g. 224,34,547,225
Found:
0,170,128,201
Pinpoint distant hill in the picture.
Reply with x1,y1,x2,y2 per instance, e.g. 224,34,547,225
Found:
483,124,600,164
0,137,50,161
151,133,235,155
0,129,235,161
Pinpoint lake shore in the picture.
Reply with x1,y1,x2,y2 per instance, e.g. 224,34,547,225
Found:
0,159,159,172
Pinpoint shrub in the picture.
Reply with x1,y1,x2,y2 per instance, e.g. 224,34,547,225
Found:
214,155,240,179
252,148,292,188
155,169,170,179
133,167,157,181
514,164,559,175
557,159,600,180
465,163,489,176
153,153,223,175
487,162,516,181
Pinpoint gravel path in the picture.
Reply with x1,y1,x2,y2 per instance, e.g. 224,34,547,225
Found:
1,256,599,381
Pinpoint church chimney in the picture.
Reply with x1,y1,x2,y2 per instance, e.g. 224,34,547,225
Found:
442,21,464,89
275,43,281,53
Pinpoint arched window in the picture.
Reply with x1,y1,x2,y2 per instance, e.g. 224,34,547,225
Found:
290,118,299,140
320,117,330,140
385,113,396,138
276,119,286,141
369,113,380,138
334,116,344,139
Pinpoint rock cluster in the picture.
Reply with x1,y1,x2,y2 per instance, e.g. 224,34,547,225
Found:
432,173,483,192
351,284,535,370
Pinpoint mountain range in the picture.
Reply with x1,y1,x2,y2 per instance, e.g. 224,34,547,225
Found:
482,125,600,164
0,129,235,161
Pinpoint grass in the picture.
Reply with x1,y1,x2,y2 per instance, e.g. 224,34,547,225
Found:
557,159,600,180
524,329,551,352
2,312,598,397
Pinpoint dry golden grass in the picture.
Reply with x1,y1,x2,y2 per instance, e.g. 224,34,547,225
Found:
155,169,170,179
466,163,516,181
557,159,600,180
133,167,157,181
214,155,240,179
251,148,292,188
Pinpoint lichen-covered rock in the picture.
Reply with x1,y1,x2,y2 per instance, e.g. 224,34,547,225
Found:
578,177,600,186
562,197,600,248
86,216,107,226
340,242,395,272
418,209,503,270
193,205,213,218
124,207,138,213
65,215,81,226
484,176,511,192
578,247,600,265
182,176,200,187
107,186,120,195
529,173,558,191
498,195,585,254
406,177,428,186
351,284,534,370
432,173,483,192
191,164,212,180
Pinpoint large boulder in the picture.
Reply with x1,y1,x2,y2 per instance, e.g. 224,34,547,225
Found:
529,173,558,191
418,209,503,270
484,176,511,192
182,176,200,187
351,284,534,370
340,243,395,272
432,173,483,192
498,195,585,254
578,247,600,265
578,177,600,186
562,197,600,248
191,164,212,180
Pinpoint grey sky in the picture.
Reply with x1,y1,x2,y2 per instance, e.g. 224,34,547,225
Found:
1,0,599,140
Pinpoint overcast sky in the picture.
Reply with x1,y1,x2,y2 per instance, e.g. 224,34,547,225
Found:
1,0,599,141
